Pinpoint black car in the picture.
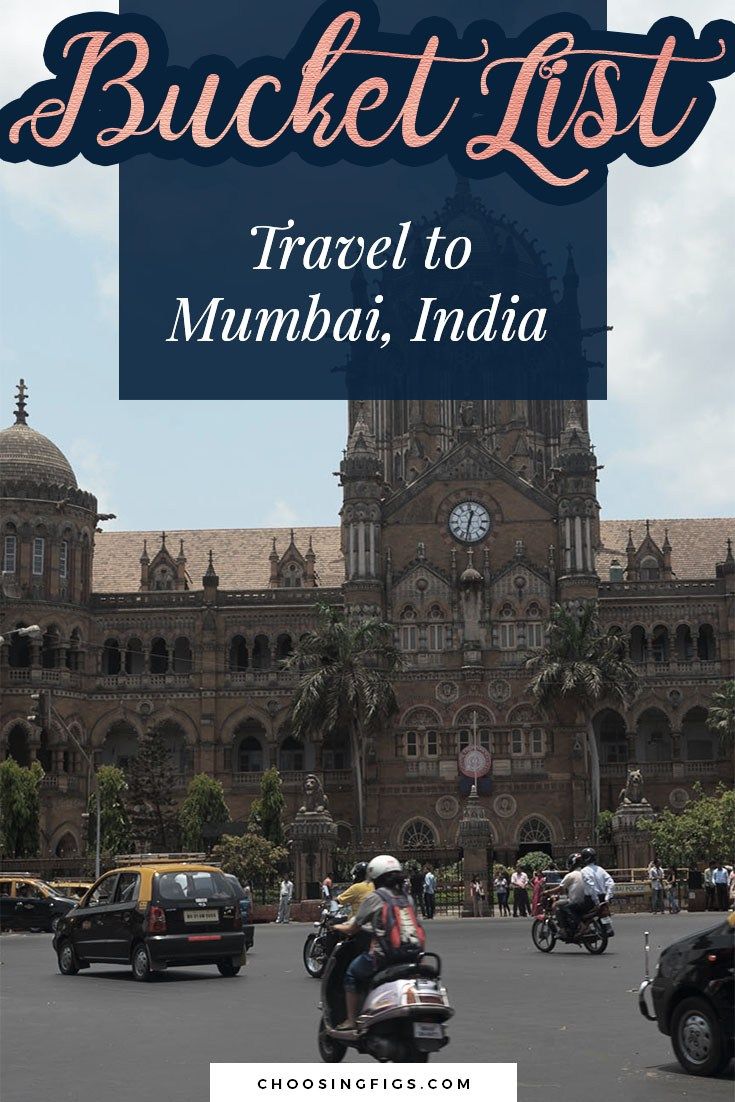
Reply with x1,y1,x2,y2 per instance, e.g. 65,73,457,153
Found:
224,874,255,950
639,915,734,1076
0,875,77,933
53,861,245,981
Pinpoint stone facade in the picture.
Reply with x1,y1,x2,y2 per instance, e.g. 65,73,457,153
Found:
1,196,733,867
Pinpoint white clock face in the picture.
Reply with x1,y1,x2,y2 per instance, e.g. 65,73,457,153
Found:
448,501,491,543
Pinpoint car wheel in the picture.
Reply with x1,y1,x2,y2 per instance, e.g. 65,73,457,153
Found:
671,996,730,1076
57,940,79,976
217,960,241,977
531,919,556,952
131,943,153,982
318,1018,347,1063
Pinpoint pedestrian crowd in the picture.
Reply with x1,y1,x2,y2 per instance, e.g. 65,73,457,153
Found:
648,858,735,915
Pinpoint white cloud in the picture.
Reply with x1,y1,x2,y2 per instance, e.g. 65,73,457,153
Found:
605,0,735,515
68,437,118,520
265,500,301,528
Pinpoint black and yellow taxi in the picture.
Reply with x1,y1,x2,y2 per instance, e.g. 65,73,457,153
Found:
0,875,77,933
52,856,245,981
48,879,93,901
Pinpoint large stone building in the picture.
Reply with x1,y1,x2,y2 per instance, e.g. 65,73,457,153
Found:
1,190,733,869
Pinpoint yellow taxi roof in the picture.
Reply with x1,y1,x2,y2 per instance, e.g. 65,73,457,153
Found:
113,862,221,875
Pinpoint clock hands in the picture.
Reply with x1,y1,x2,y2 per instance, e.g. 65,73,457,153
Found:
465,508,474,540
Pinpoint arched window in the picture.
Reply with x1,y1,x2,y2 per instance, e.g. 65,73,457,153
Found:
651,625,670,663
456,706,492,754
629,626,647,664
639,555,660,581
682,707,716,761
323,730,350,770
229,635,248,672
696,624,716,661
675,624,694,662
401,730,438,759
153,720,190,774
399,607,418,652
55,832,78,858
172,637,193,674
66,628,83,672
252,635,270,670
125,637,144,675
276,633,293,661
427,605,446,652
234,720,266,772
518,817,552,845
283,563,302,587
6,725,31,766
102,638,122,676
525,602,544,649
7,623,31,668
635,708,672,763
32,534,45,577
152,564,174,591
100,721,138,769
593,709,627,765
41,625,61,669
150,637,168,674
3,530,17,573
498,603,516,650
278,735,304,771
401,820,437,849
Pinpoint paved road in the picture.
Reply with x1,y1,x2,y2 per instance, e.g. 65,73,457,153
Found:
1,914,732,1102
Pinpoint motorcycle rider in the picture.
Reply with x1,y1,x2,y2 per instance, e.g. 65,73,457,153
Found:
336,862,373,917
332,854,425,1031
579,847,615,909
552,853,587,938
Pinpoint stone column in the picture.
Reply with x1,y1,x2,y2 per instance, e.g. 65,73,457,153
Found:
612,770,653,872
288,776,338,900
458,785,493,916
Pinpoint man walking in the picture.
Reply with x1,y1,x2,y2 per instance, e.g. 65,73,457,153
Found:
276,873,293,924
713,863,729,911
423,866,437,919
648,861,665,914
704,861,716,910
511,865,529,917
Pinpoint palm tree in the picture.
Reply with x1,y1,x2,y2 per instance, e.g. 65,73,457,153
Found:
526,603,639,833
284,604,400,840
706,680,735,757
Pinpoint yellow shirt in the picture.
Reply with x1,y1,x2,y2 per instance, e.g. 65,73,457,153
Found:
337,880,374,916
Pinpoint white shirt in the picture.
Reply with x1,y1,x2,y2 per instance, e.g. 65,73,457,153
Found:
649,866,663,887
581,864,615,901
510,871,528,889
279,880,293,900
560,870,586,905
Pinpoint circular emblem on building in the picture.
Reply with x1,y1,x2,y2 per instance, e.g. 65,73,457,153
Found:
488,679,511,704
669,787,690,810
459,745,492,779
138,699,153,717
436,681,458,703
435,795,459,820
493,794,517,819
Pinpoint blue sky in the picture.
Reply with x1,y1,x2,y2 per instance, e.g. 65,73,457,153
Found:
1,1,734,531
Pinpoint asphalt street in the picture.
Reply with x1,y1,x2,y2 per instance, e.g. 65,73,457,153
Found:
1,914,732,1102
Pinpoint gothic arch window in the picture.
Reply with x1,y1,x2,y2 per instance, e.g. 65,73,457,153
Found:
229,635,248,672
323,730,351,770
276,633,293,661
252,634,271,670
41,625,61,669
427,604,447,652
102,638,122,676
518,817,552,846
456,705,492,754
696,624,716,661
152,564,174,590
59,533,70,581
3,527,17,573
593,709,627,765
150,637,168,675
283,562,302,587
639,555,660,581
234,722,266,772
629,625,647,664
681,706,715,761
153,719,190,774
100,721,138,769
55,832,78,858
525,602,544,649
66,628,83,672
124,637,144,675
400,729,438,759
635,708,672,763
399,606,418,652
7,623,31,668
675,624,694,661
401,819,437,850
651,625,670,663
172,637,193,674
32,533,45,577
6,724,31,766
498,603,516,650
278,734,304,772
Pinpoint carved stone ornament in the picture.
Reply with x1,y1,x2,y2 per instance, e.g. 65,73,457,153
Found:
488,679,511,704
435,795,459,820
617,768,649,807
493,794,517,819
299,773,329,813
669,787,690,810
436,681,459,703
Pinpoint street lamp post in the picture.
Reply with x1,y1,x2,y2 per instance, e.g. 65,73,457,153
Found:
0,624,42,645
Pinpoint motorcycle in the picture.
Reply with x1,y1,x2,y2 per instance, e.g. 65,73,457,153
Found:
531,893,614,955
304,901,349,978
318,939,454,1063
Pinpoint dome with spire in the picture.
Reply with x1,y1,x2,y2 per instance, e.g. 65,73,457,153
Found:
0,379,78,490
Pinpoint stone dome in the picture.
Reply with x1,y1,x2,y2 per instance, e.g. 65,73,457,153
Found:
0,381,78,489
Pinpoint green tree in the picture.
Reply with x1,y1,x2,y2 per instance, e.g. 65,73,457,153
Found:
179,773,230,851
211,832,288,898
527,603,639,834
87,765,131,856
285,604,400,840
518,851,554,874
0,758,43,858
597,810,614,845
639,784,735,868
706,680,735,757
247,767,285,844
126,728,179,851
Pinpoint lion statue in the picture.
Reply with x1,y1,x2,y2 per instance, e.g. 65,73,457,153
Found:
300,773,329,813
618,768,646,806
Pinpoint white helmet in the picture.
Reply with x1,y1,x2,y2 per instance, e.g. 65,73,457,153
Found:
367,854,403,883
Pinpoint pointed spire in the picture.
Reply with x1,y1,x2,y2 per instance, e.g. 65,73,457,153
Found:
140,539,150,565
645,519,651,538
662,528,671,552
269,537,278,561
727,537,734,563
176,538,186,563
305,534,315,561
626,528,635,553
203,548,219,589
345,401,377,457
161,531,166,548
13,379,28,425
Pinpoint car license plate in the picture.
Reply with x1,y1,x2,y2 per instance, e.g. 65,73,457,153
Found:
413,1023,443,1040
183,909,218,924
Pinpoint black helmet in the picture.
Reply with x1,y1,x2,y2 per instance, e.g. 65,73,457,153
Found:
580,847,597,865
567,852,582,871
351,861,368,883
